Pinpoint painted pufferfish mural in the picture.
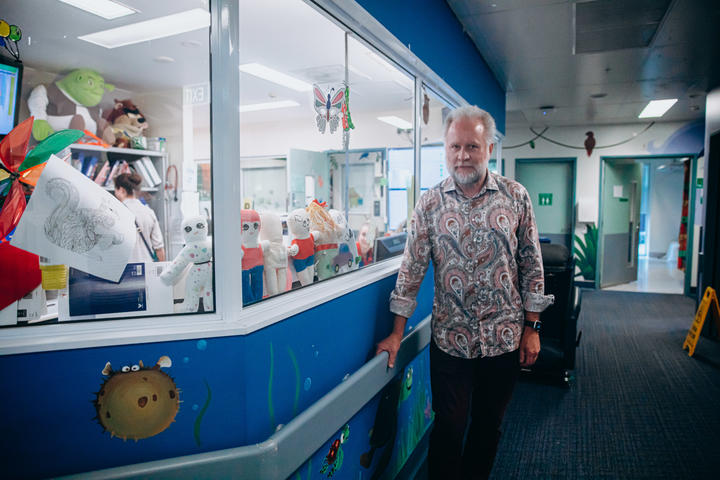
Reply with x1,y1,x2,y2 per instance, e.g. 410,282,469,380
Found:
93,355,180,441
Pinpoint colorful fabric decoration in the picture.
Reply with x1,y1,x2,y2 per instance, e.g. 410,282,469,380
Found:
0,19,21,61
0,118,83,309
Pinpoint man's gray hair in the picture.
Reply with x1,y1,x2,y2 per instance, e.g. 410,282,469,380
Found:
443,105,496,144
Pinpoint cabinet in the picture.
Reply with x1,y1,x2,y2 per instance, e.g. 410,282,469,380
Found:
67,144,169,248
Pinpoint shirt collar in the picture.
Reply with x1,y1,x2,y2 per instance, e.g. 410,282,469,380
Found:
442,171,499,196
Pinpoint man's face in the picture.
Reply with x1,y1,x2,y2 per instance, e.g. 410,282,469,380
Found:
445,117,494,186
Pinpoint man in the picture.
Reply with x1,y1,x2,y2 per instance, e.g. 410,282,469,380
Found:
376,105,553,479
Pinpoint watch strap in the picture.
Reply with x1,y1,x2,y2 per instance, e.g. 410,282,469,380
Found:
524,319,542,332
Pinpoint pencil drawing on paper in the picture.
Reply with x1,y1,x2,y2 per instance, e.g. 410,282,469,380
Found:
43,178,125,260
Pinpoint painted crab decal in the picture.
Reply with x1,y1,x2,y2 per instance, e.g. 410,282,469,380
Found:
93,355,180,441
320,424,350,477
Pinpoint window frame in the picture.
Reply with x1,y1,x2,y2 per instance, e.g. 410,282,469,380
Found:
0,0,470,355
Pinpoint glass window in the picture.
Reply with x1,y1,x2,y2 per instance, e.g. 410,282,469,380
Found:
238,0,415,305
1,1,213,326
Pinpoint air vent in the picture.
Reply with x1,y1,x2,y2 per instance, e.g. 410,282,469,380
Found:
574,0,672,54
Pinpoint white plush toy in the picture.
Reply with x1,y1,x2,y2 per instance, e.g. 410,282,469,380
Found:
259,212,288,297
287,208,315,286
160,216,213,312
329,209,359,274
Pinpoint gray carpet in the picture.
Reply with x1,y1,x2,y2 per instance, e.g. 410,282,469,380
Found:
491,290,720,479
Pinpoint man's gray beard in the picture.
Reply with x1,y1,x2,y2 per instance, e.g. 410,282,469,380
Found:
450,167,481,186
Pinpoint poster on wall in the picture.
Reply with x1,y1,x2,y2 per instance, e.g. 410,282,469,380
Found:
11,155,135,282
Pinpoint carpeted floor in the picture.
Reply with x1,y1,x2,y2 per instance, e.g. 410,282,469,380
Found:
490,290,720,479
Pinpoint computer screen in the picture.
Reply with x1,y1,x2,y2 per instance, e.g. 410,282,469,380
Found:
0,57,22,138
374,232,408,262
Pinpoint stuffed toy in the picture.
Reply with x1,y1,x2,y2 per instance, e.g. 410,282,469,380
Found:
104,99,149,148
287,208,315,286
329,209,359,274
241,209,264,305
159,215,213,312
27,68,116,143
307,200,341,281
259,212,288,297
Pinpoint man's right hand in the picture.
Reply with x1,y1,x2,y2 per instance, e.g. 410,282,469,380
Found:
376,332,402,368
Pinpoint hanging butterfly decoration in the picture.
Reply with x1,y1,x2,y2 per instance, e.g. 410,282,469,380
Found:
0,19,22,61
313,84,345,135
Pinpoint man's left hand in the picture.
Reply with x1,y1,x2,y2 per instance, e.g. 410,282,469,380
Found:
519,327,540,367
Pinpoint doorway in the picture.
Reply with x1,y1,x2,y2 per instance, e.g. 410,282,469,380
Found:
516,158,576,249
599,155,697,294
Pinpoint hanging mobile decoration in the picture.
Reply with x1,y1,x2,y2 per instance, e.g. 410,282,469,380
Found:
584,131,596,156
313,84,345,135
0,19,22,61
341,84,355,149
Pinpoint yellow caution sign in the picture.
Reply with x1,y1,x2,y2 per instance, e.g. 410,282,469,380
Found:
683,287,720,356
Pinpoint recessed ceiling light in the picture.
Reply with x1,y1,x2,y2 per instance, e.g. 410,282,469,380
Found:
181,40,202,48
78,8,210,49
153,56,175,63
57,0,136,20
378,116,412,129
638,99,678,118
239,63,313,92
590,93,607,99
239,100,300,113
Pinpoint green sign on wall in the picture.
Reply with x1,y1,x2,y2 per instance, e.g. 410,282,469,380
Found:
538,193,553,206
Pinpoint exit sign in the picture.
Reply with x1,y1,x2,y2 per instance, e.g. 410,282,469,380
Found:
183,83,210,105
538,193,553,206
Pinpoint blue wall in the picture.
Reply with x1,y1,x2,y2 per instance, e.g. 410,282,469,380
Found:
0,270,434,478
356,0,506,133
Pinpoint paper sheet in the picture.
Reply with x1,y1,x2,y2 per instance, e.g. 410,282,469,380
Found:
11,155,136,282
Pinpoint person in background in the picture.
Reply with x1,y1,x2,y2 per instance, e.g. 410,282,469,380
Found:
356,221,376,266
114,173,166,262
376,105,553,480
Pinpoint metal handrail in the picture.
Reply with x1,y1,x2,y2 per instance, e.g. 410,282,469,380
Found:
62,317,432,480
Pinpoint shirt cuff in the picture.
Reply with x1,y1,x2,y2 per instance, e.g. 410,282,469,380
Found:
389,295,417,319
523,292,554,312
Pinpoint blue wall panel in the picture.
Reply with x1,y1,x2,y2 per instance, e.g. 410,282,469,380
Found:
355,0,506,132
0,268,434,479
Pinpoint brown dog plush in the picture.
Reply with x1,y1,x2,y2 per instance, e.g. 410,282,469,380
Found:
105,99,149,148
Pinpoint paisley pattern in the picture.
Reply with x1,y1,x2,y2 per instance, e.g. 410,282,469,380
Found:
389,173,553,358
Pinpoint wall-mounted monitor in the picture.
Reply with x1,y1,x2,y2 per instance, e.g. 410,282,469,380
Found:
0,56,23,139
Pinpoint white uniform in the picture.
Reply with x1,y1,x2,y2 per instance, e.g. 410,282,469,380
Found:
124,199,163,262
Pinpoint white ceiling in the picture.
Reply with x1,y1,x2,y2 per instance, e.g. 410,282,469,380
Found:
3,0,415,125
447,0,720,128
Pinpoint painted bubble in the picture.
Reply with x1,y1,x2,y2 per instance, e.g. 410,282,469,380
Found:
304,377,312,391
183,357,190,364
192,404,199,411
342,373,350,382
196,340,207,351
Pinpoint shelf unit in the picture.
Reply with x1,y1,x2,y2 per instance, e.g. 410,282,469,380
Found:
68,143,169,249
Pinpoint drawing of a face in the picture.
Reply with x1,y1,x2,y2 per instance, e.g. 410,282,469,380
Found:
288,209,310,237
182,216,208,243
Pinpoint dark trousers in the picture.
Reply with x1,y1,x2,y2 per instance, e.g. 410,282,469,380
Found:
428,341,520,480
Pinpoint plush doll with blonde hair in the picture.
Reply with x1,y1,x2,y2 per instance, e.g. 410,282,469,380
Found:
307,200,342,281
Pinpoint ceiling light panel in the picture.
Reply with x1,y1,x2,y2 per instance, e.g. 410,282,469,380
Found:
78,8,210,49
57,0,136,20
239,63,313,92
240,100,300,113
378,116,412,129
638,99,677,118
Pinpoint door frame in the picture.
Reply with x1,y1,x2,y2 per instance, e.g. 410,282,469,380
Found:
515,157,577,247
598,154,699,295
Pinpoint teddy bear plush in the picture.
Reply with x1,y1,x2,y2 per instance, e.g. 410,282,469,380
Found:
27,68,116,143
159,216,213,312
105,99,149,148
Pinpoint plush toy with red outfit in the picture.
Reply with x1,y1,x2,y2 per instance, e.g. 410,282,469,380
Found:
241,209,264,305
287,208,315,286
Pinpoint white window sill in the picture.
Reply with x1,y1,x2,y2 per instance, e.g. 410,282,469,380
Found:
0,257,401,355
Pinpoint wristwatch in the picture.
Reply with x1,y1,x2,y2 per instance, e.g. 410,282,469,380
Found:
524,319,542,333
